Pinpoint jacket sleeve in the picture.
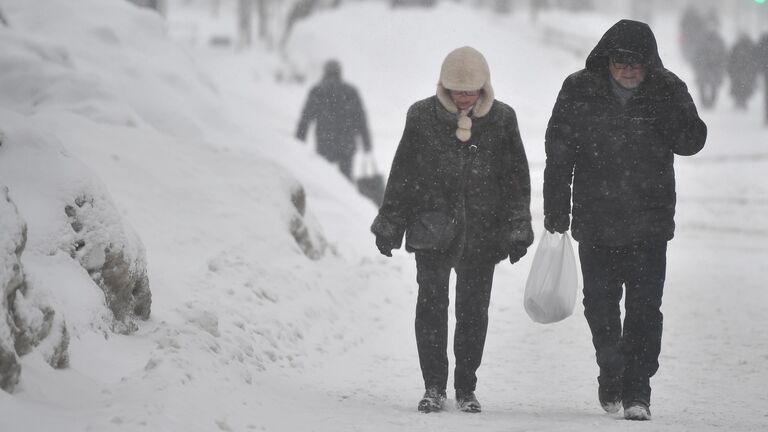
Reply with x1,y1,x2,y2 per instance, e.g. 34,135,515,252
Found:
370,105,420,246
666,77,707,156
295,87,319,141
500,108,533,249
543,76,578,218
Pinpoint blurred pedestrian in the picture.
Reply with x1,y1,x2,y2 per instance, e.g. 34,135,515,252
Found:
371,46,533,414
691,27,727,109
544,20,706,421
296,59,372,180
727,34,760,110
678,5,704,65
759,32,768,125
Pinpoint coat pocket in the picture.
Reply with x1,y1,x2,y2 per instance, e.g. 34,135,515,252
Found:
405,212,458,252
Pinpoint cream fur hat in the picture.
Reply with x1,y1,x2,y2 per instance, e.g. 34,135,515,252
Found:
436,46,495,141
437,46,495,117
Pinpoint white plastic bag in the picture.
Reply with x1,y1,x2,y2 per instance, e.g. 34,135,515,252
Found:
523,230,578,324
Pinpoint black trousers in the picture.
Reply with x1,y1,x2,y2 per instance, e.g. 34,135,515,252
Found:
578,241,667,404
414,252,495,392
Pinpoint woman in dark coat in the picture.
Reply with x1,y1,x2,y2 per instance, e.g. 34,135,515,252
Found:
371,46,533,414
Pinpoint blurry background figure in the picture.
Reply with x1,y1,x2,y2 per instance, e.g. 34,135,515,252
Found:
760,32,768,125
678,5,704,65
727,34,760,110
296,59,372,180
691,27,726,109
679,7,726,109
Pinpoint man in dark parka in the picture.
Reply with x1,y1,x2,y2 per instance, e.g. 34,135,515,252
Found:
543,20,706,421
296,59,371,180
371,46,533,414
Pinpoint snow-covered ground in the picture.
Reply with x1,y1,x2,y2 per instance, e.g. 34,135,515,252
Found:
0,0,766,431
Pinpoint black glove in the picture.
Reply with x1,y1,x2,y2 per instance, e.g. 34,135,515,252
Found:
544,214,569,234
375,235,394,257
508,244,528,264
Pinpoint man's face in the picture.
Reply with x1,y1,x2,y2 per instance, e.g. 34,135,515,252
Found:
609,58,646,89
450,90,481,111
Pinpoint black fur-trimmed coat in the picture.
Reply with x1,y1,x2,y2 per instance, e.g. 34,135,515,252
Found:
544,20,707,247
371,96,533,264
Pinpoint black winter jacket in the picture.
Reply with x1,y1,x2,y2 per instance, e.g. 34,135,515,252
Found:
296,75,371,161
544,20,707,247
372,96,533,264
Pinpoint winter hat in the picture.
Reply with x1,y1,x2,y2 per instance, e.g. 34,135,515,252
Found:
607,48,644,65
436,46,495,141
323,59,342,80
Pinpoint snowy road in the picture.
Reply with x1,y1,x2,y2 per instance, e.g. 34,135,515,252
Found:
240,5,768,432
247,108,768,432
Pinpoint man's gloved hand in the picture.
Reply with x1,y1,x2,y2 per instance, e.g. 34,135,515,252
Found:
508,244,528,264
544,214,570,234
375,235,394,257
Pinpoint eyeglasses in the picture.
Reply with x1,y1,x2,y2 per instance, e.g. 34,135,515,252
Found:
610,58,644,71
450,90,481,97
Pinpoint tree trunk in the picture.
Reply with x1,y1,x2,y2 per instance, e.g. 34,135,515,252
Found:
238,0,253,48
256,0,269,42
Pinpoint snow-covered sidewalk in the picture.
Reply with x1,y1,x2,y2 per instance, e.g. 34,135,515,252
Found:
0,1,766,431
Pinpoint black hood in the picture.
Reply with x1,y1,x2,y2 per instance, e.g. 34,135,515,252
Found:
585,20,664,72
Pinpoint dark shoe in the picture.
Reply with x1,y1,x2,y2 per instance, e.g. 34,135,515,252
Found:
624,401,652,421
417,387,446,413
455,389,481,413
598,375,622,414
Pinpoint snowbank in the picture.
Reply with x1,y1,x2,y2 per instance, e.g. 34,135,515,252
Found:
0,0,366,404
0,185,25,391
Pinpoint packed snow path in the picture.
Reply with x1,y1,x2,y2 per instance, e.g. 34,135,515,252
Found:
0,2,766,431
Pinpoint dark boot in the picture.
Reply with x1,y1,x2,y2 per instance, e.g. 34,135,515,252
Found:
455,389,481,413
624,400,652,421
417,387,446,413
598,374,623,413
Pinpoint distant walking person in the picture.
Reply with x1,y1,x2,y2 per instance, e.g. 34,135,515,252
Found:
544,20,706,421
678,5,704,66
372,46,532,414
727,34,760,110
296,59,371,179
692,28,727,109
759,32,768,125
